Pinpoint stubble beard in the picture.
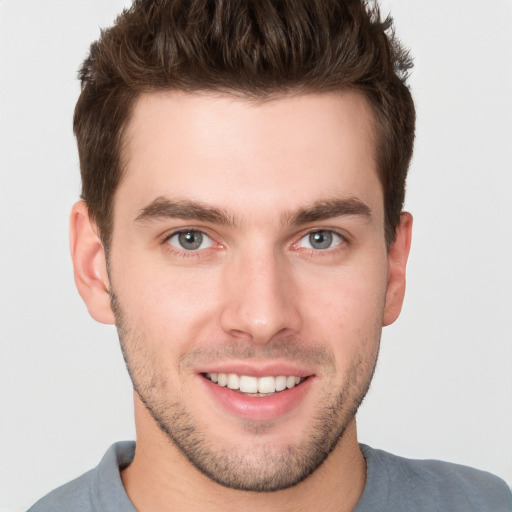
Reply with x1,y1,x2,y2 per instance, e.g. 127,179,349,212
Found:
111,291,380,492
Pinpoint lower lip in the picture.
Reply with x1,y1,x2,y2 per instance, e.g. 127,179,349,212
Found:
200,375,314,422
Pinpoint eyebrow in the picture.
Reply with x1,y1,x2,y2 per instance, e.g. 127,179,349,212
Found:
288,197,372,225
134,196,371,226
135,196,234,225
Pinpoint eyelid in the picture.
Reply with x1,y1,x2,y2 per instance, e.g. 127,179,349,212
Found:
161,226,223,252
293,228,349,251
161,225,214,241
168,230,213,250
159,226,349,253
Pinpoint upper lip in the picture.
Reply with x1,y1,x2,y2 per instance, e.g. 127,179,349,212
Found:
196,361,315,378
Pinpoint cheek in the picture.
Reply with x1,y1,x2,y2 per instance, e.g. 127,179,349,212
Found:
110,241,388,360
297,258,388,364
112,258,222,345
301,255,388,320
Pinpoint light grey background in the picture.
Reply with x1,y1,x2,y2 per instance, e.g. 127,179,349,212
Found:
0,1,511,511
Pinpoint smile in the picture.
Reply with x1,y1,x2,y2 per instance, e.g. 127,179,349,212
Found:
204,373,306,395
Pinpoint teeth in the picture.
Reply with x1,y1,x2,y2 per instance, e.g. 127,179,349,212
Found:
205,373,304,394
257,376,275,394
275,375,287,392
227,373,240,390
240,375,258,393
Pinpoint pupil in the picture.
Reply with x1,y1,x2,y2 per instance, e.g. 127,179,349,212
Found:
179,231,202,250
309,231,332,249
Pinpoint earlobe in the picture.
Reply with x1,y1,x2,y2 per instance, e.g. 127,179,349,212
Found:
69,201,115,325
383,212,413,326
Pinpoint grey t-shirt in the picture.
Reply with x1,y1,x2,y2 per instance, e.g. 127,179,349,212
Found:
28,441,512,511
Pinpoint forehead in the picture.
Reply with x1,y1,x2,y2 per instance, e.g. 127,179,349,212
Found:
117,90,382,224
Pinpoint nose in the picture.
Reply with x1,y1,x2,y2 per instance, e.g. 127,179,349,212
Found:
219,247,302,345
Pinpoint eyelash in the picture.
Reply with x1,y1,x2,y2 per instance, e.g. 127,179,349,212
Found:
162,229,219,258
295,230,346,251
161,228,348,256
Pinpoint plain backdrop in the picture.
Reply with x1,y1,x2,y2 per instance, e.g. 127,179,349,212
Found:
1,1,511,510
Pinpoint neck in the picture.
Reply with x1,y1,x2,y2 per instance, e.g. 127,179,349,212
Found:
122,395,366,512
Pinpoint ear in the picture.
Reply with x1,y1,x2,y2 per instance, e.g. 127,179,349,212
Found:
69,201,115,324
383,212,413,326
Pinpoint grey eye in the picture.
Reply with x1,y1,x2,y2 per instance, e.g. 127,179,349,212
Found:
167,231,213,251
299,230,342,250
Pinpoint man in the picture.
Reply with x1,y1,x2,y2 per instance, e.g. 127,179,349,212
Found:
28,0,511,511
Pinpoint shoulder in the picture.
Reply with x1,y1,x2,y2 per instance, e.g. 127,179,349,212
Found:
27,442,136,512
359,444,512,512
27,468,97,512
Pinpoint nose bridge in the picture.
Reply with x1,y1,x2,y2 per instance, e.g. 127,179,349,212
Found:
219,242,302,343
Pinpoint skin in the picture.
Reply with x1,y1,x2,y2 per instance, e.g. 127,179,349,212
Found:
70,90,412,512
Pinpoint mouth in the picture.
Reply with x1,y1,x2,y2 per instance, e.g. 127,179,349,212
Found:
203,372,308,397
200,369,315,421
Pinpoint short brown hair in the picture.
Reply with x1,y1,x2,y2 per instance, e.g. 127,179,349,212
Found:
74,0,415,247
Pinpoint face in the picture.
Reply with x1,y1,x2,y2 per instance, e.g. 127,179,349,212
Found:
88,91,408,491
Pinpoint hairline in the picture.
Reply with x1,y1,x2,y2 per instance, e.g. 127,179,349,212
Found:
98,85,390,250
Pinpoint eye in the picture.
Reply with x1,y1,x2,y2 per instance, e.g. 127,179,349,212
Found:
166,230,213,251
298,230,343,250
